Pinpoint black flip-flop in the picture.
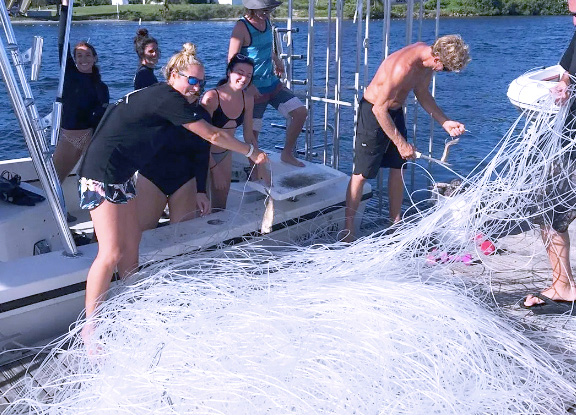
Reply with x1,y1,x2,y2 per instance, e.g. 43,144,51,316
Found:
521,293,576,315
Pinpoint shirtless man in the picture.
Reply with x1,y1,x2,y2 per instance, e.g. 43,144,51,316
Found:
343,35,471,242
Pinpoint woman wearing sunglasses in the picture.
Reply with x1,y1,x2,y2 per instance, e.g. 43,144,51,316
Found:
228,0,307,168
202,53,256,210
134,41,211,230
77,42,267,347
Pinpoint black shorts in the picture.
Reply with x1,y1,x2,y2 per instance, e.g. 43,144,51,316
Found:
353,98,408,179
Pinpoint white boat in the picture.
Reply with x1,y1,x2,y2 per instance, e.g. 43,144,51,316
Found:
0,0,375,364
506,64,565,112
0,151,371,361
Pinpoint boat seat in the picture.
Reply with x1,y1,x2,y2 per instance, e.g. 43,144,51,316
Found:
0,182,62,262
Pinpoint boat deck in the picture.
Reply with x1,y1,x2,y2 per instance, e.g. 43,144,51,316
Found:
2,223,575,410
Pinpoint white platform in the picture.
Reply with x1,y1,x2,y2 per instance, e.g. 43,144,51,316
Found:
246,152,347,200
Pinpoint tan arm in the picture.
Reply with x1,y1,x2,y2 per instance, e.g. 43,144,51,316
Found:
183,119,268,165
228,22,247,62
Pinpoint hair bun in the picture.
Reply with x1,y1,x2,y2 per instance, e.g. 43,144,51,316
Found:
182,42,197,57
136,28,149,38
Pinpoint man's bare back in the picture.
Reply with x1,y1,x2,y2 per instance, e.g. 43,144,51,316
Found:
364,43,433,110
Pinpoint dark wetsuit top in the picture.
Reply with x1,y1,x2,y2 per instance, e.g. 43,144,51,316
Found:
79,83,204,184
134,65,158,90
211,90,245,129
59,5,109,130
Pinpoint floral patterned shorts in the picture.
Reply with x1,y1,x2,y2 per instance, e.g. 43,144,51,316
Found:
79,177,136,210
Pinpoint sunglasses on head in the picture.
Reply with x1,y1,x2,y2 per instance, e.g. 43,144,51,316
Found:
234,53,255,65
177,72,206,87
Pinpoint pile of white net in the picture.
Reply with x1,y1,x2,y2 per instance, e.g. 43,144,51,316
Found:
4,92,576,414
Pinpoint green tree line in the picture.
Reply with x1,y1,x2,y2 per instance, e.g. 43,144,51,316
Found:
22,0,570,20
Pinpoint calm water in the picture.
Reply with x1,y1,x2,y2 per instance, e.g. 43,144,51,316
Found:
0,16,571,186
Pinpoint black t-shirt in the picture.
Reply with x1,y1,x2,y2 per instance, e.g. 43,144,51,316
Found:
79,83,204,183
134,65,158,90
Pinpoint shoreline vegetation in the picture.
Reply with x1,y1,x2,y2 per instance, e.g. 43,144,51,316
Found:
14,0,568,22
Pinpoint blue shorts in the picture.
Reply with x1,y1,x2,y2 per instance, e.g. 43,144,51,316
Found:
79,177,136,210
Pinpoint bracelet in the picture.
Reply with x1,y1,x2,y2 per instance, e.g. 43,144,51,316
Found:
245,143,255,158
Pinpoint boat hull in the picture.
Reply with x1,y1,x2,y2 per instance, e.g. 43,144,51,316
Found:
0,156,371,358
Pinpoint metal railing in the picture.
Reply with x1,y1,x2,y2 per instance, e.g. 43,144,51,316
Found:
274,0,442,217
0,1,78,257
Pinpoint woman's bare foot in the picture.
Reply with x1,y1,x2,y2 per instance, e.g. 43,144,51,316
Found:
281,151,305,167
81,320,103,355
338,229,356,243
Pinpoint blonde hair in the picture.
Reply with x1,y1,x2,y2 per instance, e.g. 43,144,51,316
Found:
163,42,203,80
431,35,470,73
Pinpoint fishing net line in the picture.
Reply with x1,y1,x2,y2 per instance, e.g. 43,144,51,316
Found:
4,87,576,414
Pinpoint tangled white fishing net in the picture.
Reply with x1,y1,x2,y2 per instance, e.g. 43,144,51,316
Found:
4,92,576,414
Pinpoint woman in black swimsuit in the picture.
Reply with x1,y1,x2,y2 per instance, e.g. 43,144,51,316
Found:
78,43,267,347
202,53,256,210
53,0,108,186
136,43,212,231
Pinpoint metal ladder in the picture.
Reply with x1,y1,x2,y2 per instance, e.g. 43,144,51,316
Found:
0,0,78,257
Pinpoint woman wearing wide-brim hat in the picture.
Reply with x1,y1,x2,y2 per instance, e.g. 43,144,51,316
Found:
228,0,307,168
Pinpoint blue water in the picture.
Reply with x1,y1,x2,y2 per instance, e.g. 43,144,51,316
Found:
0,16,571,186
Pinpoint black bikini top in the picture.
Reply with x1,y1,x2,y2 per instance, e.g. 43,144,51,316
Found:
211,90,245,129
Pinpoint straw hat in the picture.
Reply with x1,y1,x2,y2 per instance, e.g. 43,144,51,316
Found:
242,0,282,10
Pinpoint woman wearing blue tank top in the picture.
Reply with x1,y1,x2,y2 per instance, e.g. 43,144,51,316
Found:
202,54,257,210
229,0,307,167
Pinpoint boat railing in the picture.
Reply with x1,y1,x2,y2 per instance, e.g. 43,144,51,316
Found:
0,0,78,257
275,0,443,214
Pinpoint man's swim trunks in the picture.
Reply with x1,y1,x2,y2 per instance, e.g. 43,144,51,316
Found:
353,97,407,179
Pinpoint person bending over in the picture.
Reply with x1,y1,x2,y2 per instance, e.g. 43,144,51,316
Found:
77,42,268,348
343,35,470,242
136,43,212,230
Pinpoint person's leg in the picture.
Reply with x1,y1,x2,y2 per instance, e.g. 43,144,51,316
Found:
209,150,232,211
524,226,576,306
52,138,83,183
388,168,404,223
83,199,139,349
272,89,306,167
168,178,198,223
343,174,366,242
116,198,141,279
85,200,131,318
281,106,307,167
135,175,169,232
